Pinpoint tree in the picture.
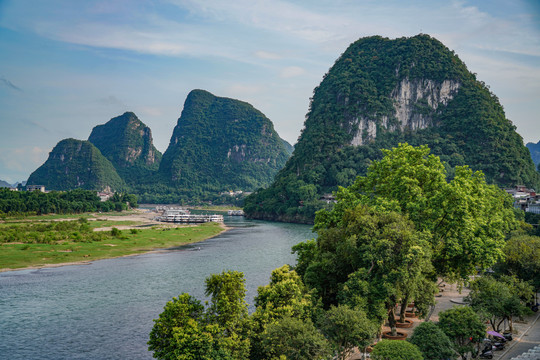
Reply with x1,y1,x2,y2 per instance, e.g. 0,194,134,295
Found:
465,275,532,332
296,204,432,336
408,321,456,360
499,235,540,290
204,270,251,359
437,306,485,359
319,304,378,360
148,271,251,360
250,265,317,360
371,340,423,360
320,143,517,281
259,316,331,360
148,293,229,360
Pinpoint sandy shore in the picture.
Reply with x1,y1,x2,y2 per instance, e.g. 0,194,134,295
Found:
1,209,229,272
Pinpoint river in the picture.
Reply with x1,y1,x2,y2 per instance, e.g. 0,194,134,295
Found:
0,216,313,359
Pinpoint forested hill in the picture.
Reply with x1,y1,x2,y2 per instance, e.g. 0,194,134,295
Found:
244,34,540,223
526,141,540,169
27,139,126,191
88,112,162,183
158,89,292,193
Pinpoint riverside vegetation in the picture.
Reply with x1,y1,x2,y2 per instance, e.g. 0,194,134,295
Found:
149,144,539,360
0,215,224,271
0,188,225,270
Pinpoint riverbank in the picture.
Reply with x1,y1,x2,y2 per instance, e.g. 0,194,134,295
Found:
0,209,229,272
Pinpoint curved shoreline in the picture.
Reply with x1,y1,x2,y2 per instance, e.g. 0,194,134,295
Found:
1,211,230,273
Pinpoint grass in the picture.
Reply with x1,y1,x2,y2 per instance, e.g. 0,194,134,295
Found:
0,211,133,223
0,222,225,271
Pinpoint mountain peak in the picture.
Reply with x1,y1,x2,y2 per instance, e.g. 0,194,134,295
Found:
27,138,125,191
88,112,162,182
159,89,291,191
244,34,540,223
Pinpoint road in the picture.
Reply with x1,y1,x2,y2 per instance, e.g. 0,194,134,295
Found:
497,311,540,360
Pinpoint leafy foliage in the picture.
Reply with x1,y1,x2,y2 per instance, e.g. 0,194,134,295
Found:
437,306,486,359
319,143,517,280
408,321,456,360
0,188,134,216
148,271,251,360
27,139,126,192
318,304,377,360
371,340,424,360
465,275,533,332
245,34,540,223
497,235,540,289
259,316,330,360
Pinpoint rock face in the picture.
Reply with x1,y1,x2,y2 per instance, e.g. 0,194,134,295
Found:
159,89,291,191
88,112,162,183
244,34,540,223
27,139,125,191
526,141,540,169
351,79,461,146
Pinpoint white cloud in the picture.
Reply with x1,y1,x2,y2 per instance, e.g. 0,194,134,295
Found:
0,146,48,174
255,51,282,60
280,66,305,78
224,84,264,97
138,107,163,117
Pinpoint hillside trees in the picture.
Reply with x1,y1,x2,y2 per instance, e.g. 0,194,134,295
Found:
0,188,135,216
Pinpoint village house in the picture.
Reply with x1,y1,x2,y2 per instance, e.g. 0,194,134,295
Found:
26,185,46,192
506,185,540,214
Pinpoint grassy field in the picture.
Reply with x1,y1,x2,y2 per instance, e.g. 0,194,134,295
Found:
0,218,225,271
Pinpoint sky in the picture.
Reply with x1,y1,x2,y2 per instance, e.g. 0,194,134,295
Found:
0,0,539,184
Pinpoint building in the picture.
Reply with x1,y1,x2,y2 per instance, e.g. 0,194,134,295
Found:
26,185,45,192
506,186,540,213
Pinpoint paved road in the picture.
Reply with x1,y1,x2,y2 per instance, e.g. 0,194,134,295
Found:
497,312,540,360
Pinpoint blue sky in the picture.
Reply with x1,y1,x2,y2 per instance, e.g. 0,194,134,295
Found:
0,0,539,184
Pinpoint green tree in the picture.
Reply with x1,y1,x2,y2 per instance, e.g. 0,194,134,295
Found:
499,235,540,290
437,306,485,359
205,270,251,359
148,271,251,360
465,276,532,332
250,265,317,360
319,304,377,360
371,340,423,360
408,321,456,360
297,204,432,335
259,316,331,360
148,293,229,360
334,143,518,280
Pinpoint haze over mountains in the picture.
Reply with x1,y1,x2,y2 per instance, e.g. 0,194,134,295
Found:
526,141,540,170
27,90,292,202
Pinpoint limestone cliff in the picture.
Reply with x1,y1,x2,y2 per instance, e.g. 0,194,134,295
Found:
351,79,461,145
244,34,540,223
88,112,162,183
27,139,125,191
158,89,291,191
